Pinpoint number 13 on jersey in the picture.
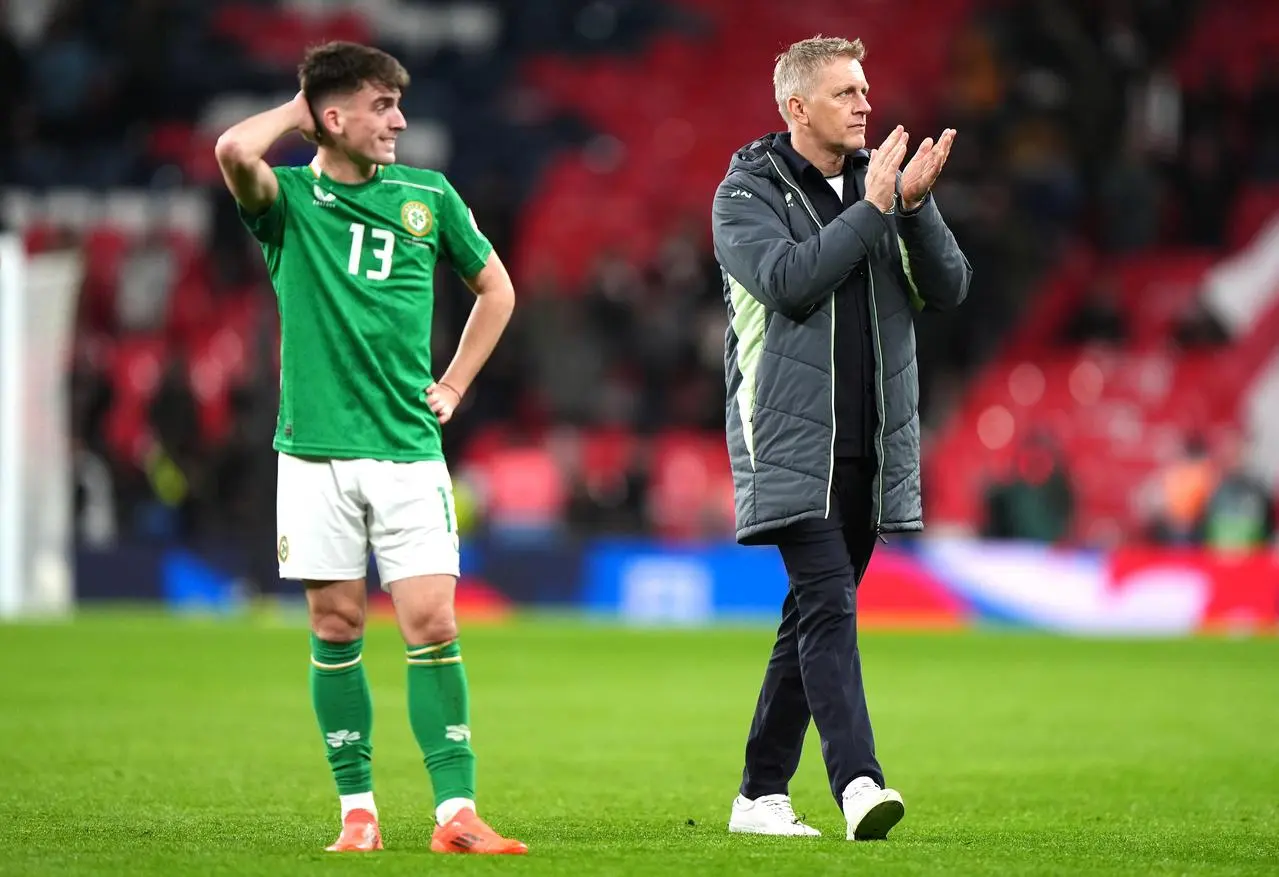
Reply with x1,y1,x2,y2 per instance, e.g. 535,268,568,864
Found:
348,222,394,280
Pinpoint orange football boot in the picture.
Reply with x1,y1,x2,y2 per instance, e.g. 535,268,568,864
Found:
430,808,528,855
326,808,383,852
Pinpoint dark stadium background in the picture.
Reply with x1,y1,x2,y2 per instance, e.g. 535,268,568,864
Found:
3,0,1277,625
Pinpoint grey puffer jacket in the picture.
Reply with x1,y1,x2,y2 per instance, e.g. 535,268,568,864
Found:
712,133,972,544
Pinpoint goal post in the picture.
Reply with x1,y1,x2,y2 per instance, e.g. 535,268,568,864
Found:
0,234,80,618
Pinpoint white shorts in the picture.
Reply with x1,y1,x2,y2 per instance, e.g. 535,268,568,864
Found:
276,453,460,588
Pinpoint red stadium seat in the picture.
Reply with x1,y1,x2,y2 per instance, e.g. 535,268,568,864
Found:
104,335,168,464
111,335,167,405
648,430,731,539
579,426,640,492
82,225,131,290
482,444,568,529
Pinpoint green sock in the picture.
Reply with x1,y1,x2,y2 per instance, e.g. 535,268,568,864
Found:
310,635,373,795
406,640,476,807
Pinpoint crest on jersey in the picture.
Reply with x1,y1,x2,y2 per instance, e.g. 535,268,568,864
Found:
400,200,433,237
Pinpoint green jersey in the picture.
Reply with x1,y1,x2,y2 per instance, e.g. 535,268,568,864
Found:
239,161,492,462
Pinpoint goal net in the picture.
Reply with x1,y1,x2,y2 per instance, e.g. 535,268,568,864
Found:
0,234,80,617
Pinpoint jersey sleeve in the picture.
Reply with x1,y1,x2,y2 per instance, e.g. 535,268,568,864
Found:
438,176,493,280
236,168,289,246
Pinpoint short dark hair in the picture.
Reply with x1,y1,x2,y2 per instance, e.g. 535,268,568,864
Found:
298,41,410,104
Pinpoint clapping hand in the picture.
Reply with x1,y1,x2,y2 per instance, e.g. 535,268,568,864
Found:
866,126,909,213
899,128,956,211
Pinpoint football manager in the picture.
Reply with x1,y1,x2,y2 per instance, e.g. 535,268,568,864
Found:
711,35,972,841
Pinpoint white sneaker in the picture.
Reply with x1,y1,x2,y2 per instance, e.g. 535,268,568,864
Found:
842,777,905,840
728,794,822,836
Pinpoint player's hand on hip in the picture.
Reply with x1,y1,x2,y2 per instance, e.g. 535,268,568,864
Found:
900,128,956,210
426,382,463,424
865,126,909,213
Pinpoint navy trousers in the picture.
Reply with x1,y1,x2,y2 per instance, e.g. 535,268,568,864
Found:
740,458,884,803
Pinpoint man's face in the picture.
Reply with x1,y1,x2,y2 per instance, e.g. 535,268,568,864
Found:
798,58,871,153
322,82,407,165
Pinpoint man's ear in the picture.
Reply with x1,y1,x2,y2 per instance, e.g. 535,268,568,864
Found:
787,96,806,125
318,106,342,143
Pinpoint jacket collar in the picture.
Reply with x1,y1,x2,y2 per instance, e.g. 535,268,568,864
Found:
729,131,869,169
773,133,869,186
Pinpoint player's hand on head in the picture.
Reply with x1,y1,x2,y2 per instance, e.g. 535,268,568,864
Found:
293,91,320,144
425,382,463,424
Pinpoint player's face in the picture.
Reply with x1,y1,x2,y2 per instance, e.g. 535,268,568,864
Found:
802,58,871,153
332,83,407,165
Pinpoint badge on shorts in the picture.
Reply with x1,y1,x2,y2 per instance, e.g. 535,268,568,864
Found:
401,200,433,237
277,535,290,563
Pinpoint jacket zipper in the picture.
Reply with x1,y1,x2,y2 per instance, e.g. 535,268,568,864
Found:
765,152,837,520
867,271,886,531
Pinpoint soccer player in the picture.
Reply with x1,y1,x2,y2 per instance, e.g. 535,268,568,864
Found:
214,42,525,855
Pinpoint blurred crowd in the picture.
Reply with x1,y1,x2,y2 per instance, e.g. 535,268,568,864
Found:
980,426,1276,551
1,0,1268,550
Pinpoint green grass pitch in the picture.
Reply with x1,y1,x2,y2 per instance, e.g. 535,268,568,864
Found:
2,612,1277,875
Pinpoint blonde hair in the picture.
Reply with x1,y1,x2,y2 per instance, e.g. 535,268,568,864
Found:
773,35,866,124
